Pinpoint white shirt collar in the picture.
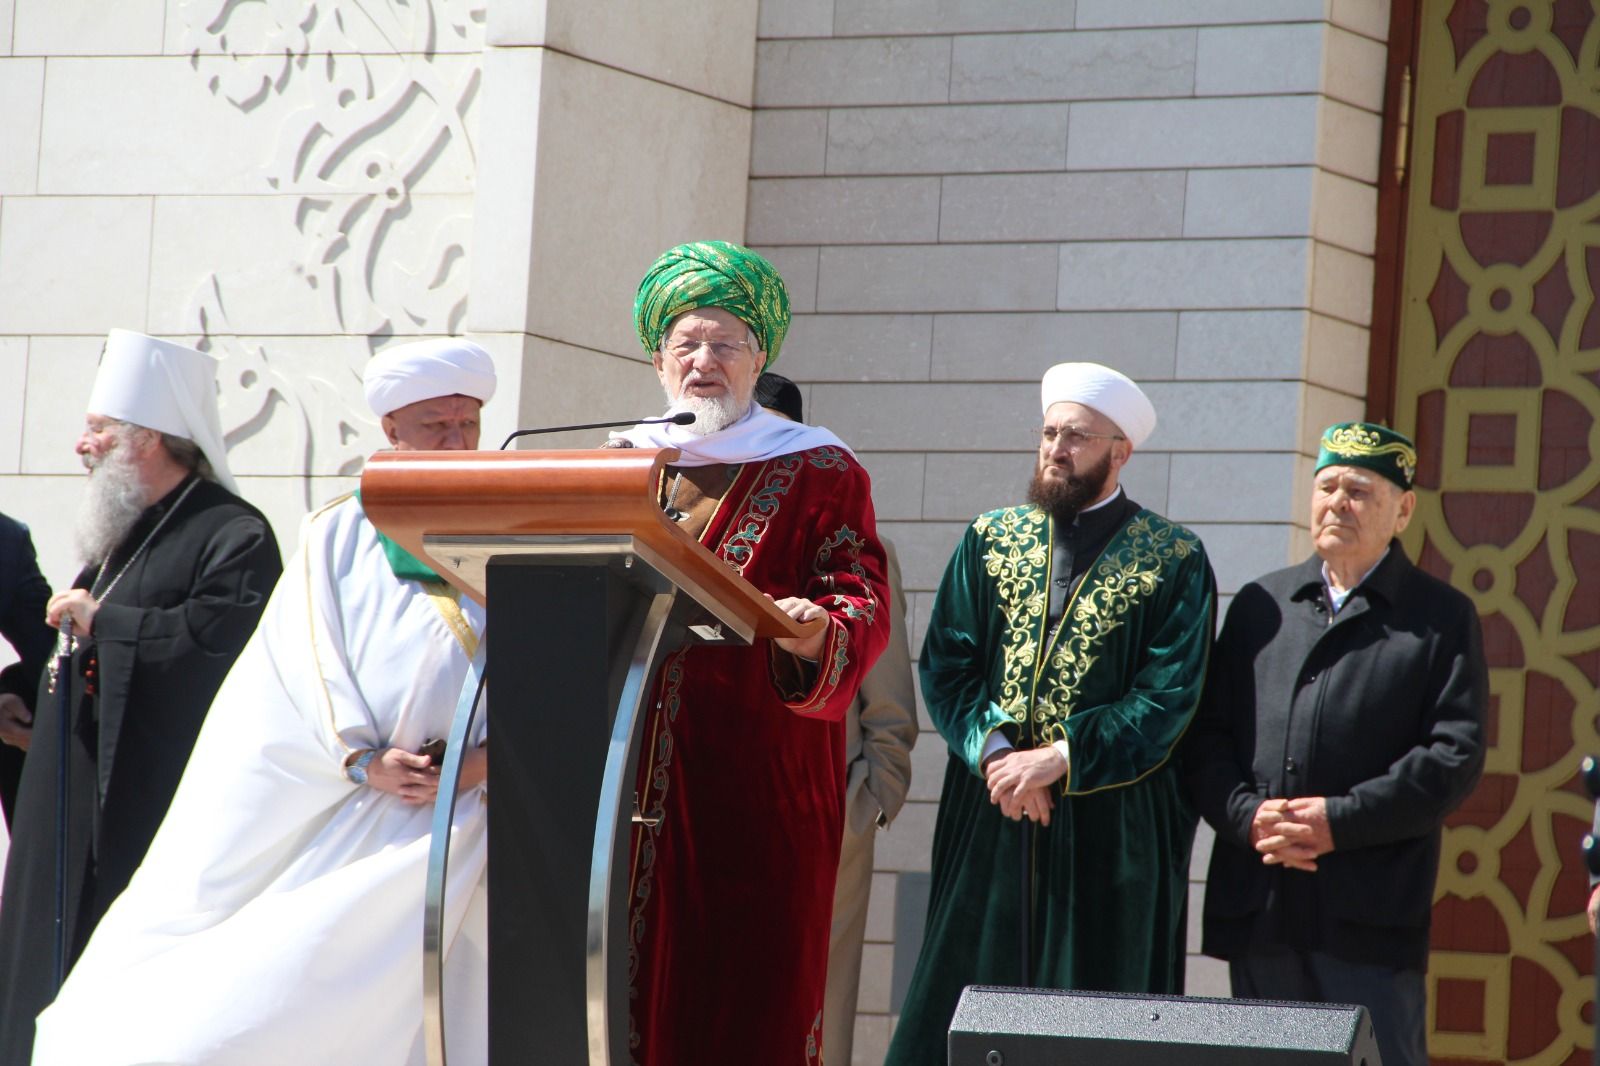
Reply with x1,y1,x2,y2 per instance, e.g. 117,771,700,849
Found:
1322,547,1389,614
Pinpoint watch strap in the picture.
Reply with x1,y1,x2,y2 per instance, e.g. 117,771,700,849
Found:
346,748,378,785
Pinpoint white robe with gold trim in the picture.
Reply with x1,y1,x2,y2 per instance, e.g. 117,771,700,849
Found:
34,496,489,1065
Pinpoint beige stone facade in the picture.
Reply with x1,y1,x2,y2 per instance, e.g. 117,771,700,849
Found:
749,3,1389,1057
0,1,1392,1061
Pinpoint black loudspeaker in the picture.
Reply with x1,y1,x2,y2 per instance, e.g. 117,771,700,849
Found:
948,986,1383,1065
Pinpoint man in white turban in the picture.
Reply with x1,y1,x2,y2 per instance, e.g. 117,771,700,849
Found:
30,338,497,1066
0,331,282,1066
887,362,1217,1065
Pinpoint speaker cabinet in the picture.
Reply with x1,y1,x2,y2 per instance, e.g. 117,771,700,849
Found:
948,986,1382,1065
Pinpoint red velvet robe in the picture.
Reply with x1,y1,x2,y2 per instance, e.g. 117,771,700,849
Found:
627,446,890,1066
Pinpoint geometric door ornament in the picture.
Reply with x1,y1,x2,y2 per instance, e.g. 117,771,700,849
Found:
1388,3,1600,1063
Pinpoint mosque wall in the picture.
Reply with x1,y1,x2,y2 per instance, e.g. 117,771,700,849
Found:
466,1,759,450
0,1,1394,1062
741,2,1393,1057
0,0,489,589
0,0,760,591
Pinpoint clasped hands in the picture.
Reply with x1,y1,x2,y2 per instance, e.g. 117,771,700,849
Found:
1251,796,1334,871
363,744,487,804
983,747,1068,826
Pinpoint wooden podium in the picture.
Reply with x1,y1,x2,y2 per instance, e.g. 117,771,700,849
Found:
360,448,822,1066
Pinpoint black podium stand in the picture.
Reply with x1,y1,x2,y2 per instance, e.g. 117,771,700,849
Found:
360,449,822,1066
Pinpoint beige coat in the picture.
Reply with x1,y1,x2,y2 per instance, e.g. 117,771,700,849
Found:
825,540,917,1063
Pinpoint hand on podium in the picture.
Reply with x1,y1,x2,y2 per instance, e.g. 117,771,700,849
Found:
768,595,828,661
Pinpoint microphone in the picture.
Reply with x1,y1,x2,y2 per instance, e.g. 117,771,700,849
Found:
499,411,694,450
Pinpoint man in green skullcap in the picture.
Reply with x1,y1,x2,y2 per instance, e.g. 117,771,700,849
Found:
1187,421,1487,1066
614,241,891,1066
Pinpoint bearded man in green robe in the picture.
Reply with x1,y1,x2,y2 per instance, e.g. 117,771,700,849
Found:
886,362,1216,1064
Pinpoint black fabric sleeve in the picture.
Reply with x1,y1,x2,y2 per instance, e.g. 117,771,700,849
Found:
0,519,55,707
1324,599,1488,850
91,513,280,663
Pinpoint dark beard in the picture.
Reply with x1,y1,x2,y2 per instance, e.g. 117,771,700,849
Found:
1026,450,1112,524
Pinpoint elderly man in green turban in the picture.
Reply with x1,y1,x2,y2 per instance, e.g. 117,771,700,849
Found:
1187,422,1487,1066
613,241,891,1066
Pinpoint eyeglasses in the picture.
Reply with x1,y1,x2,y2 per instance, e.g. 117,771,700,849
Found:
662,337,753,362
1038,425,1125,451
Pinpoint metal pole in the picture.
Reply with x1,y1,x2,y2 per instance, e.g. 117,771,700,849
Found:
586,589,678,1066
422,640,488,1066
1020,816,1034,988
52,616,72,991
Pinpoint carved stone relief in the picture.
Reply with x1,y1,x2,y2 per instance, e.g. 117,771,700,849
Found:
175,0,485,494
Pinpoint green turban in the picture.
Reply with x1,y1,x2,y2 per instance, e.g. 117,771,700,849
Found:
1316,422,1418,490
634,241,790,369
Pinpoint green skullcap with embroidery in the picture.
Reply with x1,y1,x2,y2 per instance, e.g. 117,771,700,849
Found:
634,240,790,369
1316,421,1418,490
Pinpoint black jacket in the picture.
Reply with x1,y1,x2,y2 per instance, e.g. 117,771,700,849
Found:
1185,543,1487,971
0,513,54,822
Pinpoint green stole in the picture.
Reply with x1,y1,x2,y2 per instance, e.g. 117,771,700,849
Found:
349,491,480,660
352,489,440,582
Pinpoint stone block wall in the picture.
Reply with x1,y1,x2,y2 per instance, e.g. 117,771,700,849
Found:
0,0,490,589
0,0,759,579
748,1,1391,1059
470,0,758,445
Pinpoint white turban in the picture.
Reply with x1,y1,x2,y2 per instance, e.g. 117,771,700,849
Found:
87,330,237,494
1040,362,1157,448
363,338,497,418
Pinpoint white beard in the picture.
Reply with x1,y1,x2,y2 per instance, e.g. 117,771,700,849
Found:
667,391,750,437
74,441,150,566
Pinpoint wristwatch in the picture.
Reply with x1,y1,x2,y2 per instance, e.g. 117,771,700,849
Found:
345,749,378,785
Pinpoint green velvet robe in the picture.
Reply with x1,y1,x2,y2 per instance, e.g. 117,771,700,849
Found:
886,504,1214,1065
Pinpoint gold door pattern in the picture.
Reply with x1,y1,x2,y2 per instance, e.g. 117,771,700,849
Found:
1395,2,1600,1063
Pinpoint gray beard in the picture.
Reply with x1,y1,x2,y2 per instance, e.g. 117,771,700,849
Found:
74,445,150,566
668,392,751,437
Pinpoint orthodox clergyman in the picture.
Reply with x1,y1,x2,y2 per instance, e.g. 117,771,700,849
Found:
0,331,282,1065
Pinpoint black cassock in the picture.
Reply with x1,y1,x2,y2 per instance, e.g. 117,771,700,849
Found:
0,476,281,1066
